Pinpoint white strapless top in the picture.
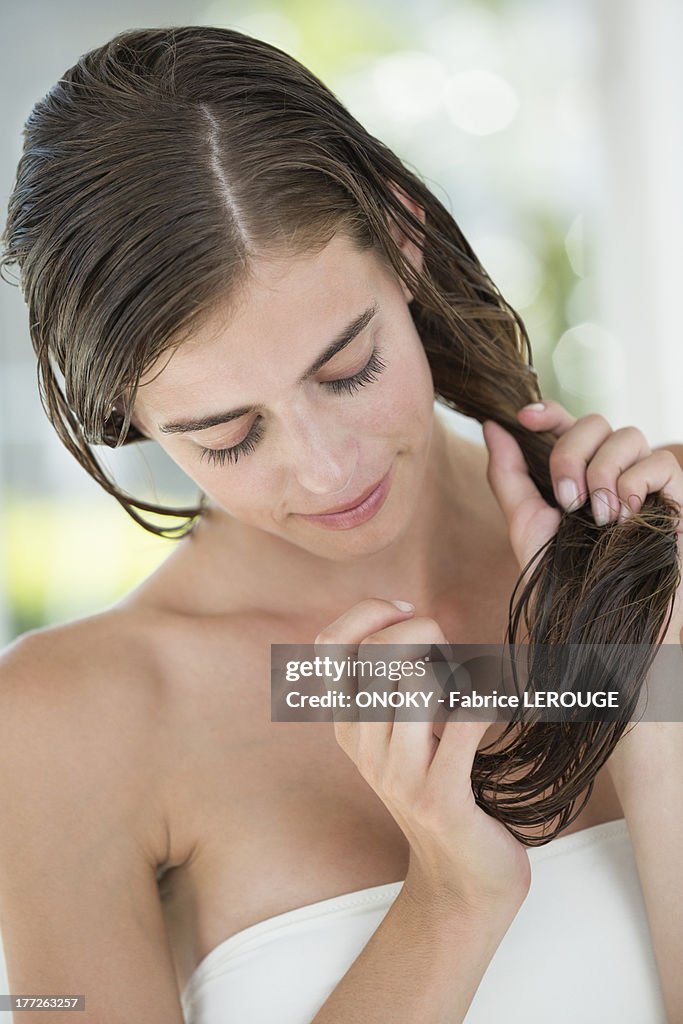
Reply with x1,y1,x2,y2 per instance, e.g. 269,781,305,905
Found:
179,818,667,1023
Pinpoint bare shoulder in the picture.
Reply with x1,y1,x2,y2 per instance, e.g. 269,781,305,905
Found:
2,605,161,686
0,607,177,867
0,613,189,1019
0,593,289,848
0,597,268,710
0,606,172,734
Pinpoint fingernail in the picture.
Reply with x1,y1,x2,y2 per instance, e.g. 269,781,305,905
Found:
618,496,640,523
391,600,414,612
521,402,545,412
592,490,612,526
557,478,579,510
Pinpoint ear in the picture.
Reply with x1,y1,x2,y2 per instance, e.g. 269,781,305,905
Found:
386,180,426,303
112,398,148,440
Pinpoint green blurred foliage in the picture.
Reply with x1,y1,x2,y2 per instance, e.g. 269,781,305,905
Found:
278,0,406,73
2,496,170,637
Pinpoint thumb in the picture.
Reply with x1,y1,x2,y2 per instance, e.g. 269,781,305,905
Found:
482,420,541,522
482,419,561,575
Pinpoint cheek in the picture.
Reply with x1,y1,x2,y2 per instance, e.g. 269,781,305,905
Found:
201,473,268,520
362,333,434,435
395,336,433,402
198,460,283,523
162,447,269,520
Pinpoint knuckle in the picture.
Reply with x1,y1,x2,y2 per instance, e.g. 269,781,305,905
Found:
615,470,639,497
361,597,407,615
613,425,644,445
409,616,448,644
580,412,611,432
585,465,609,491
361,631,385,647
548,444,578,475
655,449,680,470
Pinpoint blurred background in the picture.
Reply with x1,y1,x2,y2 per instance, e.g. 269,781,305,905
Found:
1,0,682,648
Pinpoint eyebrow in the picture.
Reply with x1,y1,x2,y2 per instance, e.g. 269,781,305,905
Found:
158,302,380,435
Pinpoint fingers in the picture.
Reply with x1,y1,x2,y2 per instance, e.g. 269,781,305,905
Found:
427,714,493,795
551,421,652,523
482,419,561,581
376,666,441,783
546,412,616,513
516,398,577,438
615,449,683,531
357,615,447,655
314,599,412,756
358,618,451,773
517,403,613,512
315,601,449,780
482,419,544,523
583,427,651,524
515,402,680,530
353,619,440,752
314,597,414,650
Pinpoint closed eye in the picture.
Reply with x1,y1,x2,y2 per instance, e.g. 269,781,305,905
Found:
198,346,387,467
198,417,266,467
321,347,386,395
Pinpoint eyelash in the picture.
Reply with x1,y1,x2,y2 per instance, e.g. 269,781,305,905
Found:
198,347,387,467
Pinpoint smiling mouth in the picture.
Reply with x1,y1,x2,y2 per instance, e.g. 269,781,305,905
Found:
304,475,387,517
294,463,395,530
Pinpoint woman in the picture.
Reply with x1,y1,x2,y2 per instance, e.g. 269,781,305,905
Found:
0,25,681,1024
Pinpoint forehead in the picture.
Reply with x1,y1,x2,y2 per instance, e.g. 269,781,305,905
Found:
136,232,388,406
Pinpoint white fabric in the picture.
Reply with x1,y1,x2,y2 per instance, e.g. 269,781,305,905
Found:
180,817,667,1024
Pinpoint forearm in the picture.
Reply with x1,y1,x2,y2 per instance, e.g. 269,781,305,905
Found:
310,884,524,1024
610,722,683,1023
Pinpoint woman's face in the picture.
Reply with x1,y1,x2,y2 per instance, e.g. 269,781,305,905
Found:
131,229,436,561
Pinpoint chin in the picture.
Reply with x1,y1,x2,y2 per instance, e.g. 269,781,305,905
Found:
316,526,407,562
290,492,416,563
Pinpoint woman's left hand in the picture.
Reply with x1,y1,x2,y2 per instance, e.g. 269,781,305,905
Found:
482,399,683,797
482,399,683,645
484,400,683,1022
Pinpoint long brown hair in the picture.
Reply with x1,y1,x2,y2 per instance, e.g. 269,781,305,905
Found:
2,26,679,844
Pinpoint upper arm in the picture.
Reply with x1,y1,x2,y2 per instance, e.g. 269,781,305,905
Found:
0,629,185,1023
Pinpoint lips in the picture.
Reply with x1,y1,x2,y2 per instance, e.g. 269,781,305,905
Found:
307,475,386,517
294,463,394,531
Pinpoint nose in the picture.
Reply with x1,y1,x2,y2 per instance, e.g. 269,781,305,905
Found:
284,410,358,497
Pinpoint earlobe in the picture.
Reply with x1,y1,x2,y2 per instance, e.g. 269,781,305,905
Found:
112,400,147,441
387,179,425,224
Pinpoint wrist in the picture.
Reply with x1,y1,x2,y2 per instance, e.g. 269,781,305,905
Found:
401,863,529,930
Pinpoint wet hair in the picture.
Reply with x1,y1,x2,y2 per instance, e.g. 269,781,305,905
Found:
1,26,680,845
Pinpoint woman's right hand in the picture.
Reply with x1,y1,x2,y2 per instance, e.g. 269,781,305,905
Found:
314,598,531,916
